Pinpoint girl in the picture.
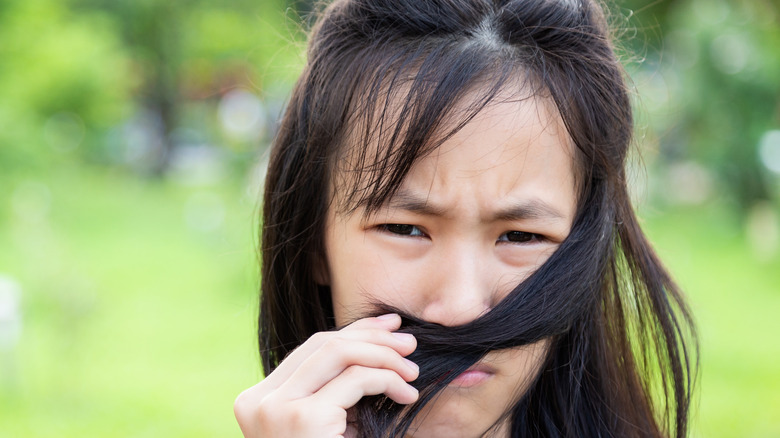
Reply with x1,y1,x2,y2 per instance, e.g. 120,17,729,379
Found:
235,0,697,436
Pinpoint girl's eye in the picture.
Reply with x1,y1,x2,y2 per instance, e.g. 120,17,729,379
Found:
498,231,541,243
380,224,425,237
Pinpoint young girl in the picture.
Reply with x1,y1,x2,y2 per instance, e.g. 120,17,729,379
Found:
234,0,697,436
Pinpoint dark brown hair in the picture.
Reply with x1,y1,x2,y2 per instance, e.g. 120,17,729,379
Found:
259,0,697,436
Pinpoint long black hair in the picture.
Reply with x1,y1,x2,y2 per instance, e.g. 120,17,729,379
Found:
259,0,697,436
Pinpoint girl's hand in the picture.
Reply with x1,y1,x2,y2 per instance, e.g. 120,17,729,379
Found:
233,313,419,438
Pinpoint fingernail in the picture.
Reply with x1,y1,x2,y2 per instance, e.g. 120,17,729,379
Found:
392,332,415,343
377,313,398,321
403,358,419,373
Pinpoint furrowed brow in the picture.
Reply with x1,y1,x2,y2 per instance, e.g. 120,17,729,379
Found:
384,189,565,223
493,199,565,222
384,189,448,217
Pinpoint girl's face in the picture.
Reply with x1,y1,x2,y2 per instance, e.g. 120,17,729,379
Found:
323,93,577,437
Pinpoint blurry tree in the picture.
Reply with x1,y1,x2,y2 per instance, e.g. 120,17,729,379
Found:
73,0,183,176
0,0,300,183
620,0,780,213
0,0,131,183
70,0,300,175
664,0,780,211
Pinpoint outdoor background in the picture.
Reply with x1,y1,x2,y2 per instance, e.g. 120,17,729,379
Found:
0,0,778,436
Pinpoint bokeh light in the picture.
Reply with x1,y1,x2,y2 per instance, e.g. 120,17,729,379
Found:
759,129,780,174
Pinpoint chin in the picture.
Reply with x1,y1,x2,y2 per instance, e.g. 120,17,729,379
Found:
404,390,510,438
405,421,508,438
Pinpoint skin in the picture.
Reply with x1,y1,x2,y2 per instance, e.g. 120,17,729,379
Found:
234,92,577,438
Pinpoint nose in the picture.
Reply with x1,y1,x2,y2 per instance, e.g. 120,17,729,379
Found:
418,246,494,326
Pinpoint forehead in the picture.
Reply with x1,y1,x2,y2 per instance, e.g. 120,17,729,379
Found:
382,93,576,219
331,82,575,216
416,92,573,179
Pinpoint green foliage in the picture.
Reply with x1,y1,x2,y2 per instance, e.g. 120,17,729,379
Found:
0,0,132,179
0,0,302,179
621,0,780,210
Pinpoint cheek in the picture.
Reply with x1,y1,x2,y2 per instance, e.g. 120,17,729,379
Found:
496,239,560,264
493,244,561,294
496,338,550,380
484,339,551,406
329,237,431,326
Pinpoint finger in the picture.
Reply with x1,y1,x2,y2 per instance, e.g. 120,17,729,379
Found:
341,313,403,331
280,338,419,399
312,365,419,409
271,314,404,377
235,391,349,438
261,316,415,390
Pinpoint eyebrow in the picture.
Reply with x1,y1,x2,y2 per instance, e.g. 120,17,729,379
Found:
385,188,566,222
386,189,448,217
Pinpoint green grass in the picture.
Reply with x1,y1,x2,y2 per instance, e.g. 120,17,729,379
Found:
641,204,780,438
0,167,777,436
0,166,262,436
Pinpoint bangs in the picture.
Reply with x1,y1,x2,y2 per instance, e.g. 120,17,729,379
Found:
329,39,543,217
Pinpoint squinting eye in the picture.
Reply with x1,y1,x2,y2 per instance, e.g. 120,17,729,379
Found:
381,224,425,237
498,231,539,243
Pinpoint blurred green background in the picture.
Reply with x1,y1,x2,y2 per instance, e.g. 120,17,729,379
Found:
0,0,778,436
